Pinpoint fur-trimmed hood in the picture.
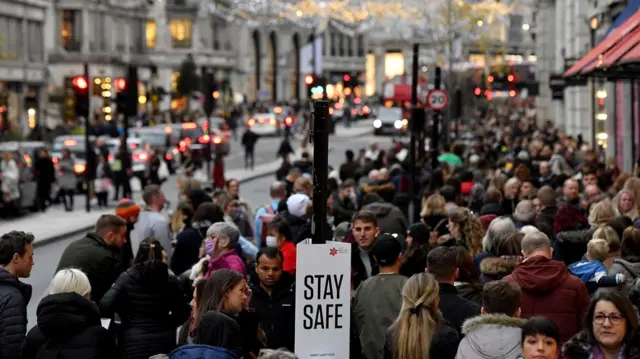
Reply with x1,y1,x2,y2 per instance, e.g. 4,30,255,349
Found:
457,314,524,359
562,329,640,359
480,257,522,276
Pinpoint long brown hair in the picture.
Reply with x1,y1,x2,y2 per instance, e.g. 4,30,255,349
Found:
390,273,441,359
449,208,485,254
195,269,244,328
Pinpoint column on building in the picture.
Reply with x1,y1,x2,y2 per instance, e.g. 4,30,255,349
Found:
374,46,385,95
553,0,566,127
573,0,593,140
81,5,90,53
231,24,250,100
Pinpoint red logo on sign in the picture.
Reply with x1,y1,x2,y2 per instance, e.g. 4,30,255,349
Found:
329,248,338,256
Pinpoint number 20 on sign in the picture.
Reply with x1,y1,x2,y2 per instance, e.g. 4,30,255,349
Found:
427,90,448,110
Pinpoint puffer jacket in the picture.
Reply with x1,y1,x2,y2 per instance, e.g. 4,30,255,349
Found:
22,292,116,359
479,256,521,283
562,329,640,359
0,268,32,359
99,264,191,359
455,314,525,359
361,201,409,237
608,257,640,297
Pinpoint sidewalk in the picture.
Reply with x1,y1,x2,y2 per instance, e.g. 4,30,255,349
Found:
2,122,369,247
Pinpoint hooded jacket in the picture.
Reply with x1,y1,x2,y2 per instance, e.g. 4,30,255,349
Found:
0,268,32,359
455,314,525,359
479,256,521,283
361,202,409,237
22,292,116,359
608,257,640,297
504,256,590,343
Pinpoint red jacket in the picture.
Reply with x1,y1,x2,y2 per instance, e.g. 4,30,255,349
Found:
504,256,590,343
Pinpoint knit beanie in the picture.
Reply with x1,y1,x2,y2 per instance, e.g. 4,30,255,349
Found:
115,198,141,219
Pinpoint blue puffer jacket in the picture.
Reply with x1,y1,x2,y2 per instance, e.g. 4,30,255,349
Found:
168,344,240,359
0,268,32,359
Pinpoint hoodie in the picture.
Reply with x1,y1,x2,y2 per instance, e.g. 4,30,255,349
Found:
455,314,525,359
504,256,590,343
361,201,409,237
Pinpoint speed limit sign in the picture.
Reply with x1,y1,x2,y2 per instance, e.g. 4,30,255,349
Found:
427,90,448,110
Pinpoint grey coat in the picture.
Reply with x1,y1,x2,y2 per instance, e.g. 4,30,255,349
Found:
57,157,76,190
455,314,525,359
608,258,640,297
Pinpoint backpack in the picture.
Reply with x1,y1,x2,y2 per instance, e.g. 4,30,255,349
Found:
156,344,240,359
259,205,277,244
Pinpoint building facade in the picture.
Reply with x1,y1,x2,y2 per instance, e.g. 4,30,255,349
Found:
0,0,47,136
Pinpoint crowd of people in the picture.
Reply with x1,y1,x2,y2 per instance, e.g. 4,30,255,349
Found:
1,109,640,359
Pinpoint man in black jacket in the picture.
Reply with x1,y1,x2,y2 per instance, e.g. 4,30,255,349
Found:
56,214,127,303
351,210,380,290
427,246,480,336
0,231,34,359
249,247,295,351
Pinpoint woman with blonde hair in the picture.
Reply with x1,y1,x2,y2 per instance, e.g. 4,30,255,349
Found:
23,269,117,359
383,273,459,359
587,199,617,228
623,177,640,212
421,194,449,237
448,208,485,255
612,189,639,220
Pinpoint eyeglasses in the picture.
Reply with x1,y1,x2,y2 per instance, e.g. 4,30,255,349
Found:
593,313,624,325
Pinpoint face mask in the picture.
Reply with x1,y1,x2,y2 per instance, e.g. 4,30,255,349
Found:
265,236,278,247
205,241,215,256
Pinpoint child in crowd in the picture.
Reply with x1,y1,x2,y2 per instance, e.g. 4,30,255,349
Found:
568,238,625,294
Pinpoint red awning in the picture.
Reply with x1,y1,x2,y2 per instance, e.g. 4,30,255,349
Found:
582,27,640,72
564,10,640,77
620,41,640,64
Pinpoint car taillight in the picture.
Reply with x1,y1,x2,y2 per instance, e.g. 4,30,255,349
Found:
165,153,172,160
213,136,222,144
363,106,370,114
74,164,86,174
248,119,255,126
108,154,114,161
133,152,149,161
351,109,358,116
270,119,276,125
52,157,59,164
198,135,210,144
285,117,293,126
179,141,187,152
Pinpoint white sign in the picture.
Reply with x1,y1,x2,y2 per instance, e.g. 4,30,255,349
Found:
427,89,448,110
295,241,351,359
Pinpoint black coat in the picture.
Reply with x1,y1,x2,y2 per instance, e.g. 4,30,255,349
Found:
22,292,116,359
0,269,32,359
56,232,123,304
535,205,558,240
437,283,481,336
351,242,379,290
249,272,296,351
171,226,204,275
99,264,190,359
383,321,460,359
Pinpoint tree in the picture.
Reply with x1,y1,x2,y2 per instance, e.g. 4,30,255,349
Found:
177,54,200,98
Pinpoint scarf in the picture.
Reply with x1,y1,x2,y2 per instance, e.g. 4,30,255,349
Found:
590,344,625,359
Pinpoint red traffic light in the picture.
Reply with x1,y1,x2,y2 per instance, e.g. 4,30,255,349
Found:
115,78,127,91
343,74,350,82
474,87,481,96
487,75,494,83
72,76,88,90
304,75,315,85
507,74,515,82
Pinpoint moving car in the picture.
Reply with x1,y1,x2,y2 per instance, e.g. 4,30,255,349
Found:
0,142,40,211
373,107,408,136
247,112,281,136
105,138,150,182
51,135,96,190
129,127,179,173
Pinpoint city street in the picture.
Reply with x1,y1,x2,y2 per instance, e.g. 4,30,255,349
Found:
22,124,392,328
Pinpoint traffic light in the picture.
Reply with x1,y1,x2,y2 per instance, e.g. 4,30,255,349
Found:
474,87,482,97
305,75,316,97
343,74,350,83
507,74,515,82
115,77,128,117
72,75,90,120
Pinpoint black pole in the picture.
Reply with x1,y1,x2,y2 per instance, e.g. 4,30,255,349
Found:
311,100,329,244
408,43,419,223
431,67,442,170
83,63,91,213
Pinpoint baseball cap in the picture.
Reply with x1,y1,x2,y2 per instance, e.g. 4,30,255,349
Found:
371,234,402,267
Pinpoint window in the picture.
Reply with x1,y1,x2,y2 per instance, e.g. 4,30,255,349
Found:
90,11,106,51
338,35,345,56
330,33,337,56
0,17,22,60
131,20,143,52
212,22,219,50
27,21,44,62
146,20,156,49
357,35,365,57
61,10,81,51
169,19,192,48
347,37,353,56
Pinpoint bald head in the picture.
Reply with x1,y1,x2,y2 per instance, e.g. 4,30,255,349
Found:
585,184,600,200
521,232,552,259
269,182,286,199
563,179,579,201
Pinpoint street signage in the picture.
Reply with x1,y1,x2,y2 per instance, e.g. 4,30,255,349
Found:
427,89,448,110
295,241,351,359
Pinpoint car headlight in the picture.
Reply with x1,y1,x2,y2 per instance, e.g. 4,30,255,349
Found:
394,120,402,129
373,119,382,128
